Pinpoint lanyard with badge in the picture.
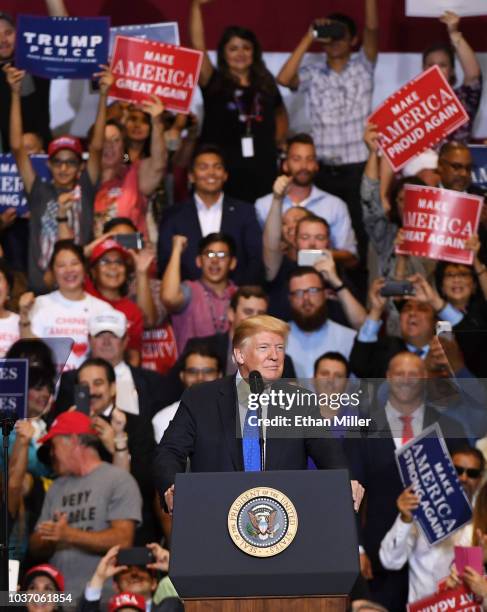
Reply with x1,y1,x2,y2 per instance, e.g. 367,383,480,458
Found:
199,281,228,333
234,89,263,158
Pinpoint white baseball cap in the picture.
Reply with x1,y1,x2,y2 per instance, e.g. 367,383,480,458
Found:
88,311,127,338
402,149,438,177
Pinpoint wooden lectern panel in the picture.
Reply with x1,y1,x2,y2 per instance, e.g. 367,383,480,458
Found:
184,596,348,611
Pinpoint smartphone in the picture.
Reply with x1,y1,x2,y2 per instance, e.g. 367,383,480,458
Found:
117,547,154,567
113,233,144,251
313,22,346,41
297,249,329,267
436,321,453,336
379,280,415,298
74,384,90,415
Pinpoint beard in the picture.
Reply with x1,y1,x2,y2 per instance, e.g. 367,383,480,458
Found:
291,301,328,332
292,170,315,187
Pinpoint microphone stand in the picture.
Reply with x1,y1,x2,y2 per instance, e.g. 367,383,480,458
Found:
0,410,16,592
249,371,266,471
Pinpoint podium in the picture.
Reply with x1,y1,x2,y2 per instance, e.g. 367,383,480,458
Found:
169,470,359,611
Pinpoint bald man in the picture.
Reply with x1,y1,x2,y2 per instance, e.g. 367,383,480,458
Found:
344,351,467,610
437,141,481,194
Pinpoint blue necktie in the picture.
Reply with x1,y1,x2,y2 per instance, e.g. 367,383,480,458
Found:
242,408,261,471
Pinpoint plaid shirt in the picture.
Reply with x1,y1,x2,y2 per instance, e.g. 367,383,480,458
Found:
299,48,375,164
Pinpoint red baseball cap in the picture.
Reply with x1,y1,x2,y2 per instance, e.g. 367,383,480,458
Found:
38,411,97,446
108,592,145,612
48,136,83,159
90,238,131,267
23,564,65,592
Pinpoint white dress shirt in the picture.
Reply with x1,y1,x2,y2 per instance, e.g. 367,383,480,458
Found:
384,401,425,449
380,516,472,602
195,193,223,237
114,361,139,415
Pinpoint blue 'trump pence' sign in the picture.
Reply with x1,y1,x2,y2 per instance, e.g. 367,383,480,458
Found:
0,154,51,215
0,359,29,420
15,15,110,79
396,423,472,545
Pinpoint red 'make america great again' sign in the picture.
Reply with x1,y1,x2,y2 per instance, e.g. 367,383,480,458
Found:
369,65,469,172
396,184,482,265
109,35,203,113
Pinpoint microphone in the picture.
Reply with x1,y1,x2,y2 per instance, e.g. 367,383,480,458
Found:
248,370,265,471
249,370,264,395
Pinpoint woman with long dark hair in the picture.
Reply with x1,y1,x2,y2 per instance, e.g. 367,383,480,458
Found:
189,0,288,202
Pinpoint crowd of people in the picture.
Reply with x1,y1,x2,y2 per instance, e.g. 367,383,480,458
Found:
2,0,487,610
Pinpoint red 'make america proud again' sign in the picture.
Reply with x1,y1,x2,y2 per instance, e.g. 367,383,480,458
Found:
369,65,469,172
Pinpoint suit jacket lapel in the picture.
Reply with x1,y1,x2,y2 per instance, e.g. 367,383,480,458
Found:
218,375,243,471
189,198,204,240
221,196,237,235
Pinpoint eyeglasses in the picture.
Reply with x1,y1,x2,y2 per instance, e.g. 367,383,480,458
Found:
50,158,80,168
184,367,218,376
98,257,125,267
202,251,229,259
443,272,473,280
289,287,324,299
454,465,482,479
441,160,472,172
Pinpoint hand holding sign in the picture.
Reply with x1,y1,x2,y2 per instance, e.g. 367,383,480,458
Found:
3,65,25,95
141,94,165,119
93,64,114,96
439,11,460,34
462,566,487,599
364,123,380,153
0,208,17,230
397,485,420,523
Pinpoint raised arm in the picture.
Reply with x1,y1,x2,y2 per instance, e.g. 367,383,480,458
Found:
87,65,114,185
45,0,69,16
276,26,314,90
363,0,379,63
314,252,367,330
4,66,36,193
440,11,481,86
138,96,167,196
189,0,215,87
363,123,380,182
129,247,157,327
8,420,35,517
160,235,187,313
263,176,291,281
466,235,487,300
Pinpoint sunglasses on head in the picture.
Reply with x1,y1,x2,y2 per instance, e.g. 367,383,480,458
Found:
454,465,482,479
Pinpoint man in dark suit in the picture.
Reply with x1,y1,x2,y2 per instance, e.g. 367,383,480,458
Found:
157,144,264,285
155,314,364,514
345,351,468,611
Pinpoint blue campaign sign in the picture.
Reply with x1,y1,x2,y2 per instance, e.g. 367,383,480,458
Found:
0,154,51,215
469,145,487,191
396,423,472,545
109,22,180,54
15,15,110,79
0,359,29,421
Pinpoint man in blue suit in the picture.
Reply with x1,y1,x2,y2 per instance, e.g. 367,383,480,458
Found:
157,144,264,285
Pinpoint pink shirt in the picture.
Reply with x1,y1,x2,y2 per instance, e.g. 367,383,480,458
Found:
171,280,237,353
